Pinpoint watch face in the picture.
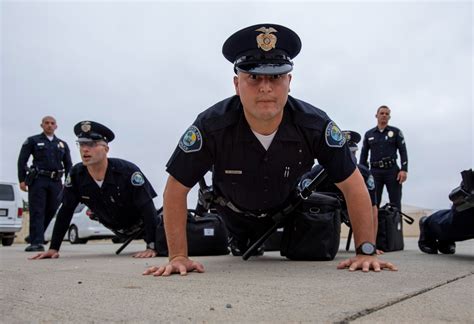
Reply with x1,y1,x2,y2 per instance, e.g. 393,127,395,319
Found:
362,243,375,255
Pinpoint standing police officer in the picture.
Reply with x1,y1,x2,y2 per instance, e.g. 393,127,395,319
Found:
360,106,408,210
30,121,159,259
144,24,397,277
18,116,72,252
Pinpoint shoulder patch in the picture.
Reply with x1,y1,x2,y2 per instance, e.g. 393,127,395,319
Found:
64,174,72,187
131,171,145,186
366,174,375,191
178,125,203,153
325,121,346,148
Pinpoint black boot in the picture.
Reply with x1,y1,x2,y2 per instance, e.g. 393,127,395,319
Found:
418,216,438,254
25,244,45,252
438,241,456,254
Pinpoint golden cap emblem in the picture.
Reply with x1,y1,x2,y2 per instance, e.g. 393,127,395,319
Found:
255,27,278,52
81,121,91,133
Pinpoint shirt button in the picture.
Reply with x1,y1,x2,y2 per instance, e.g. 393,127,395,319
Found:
263,176,269,180
264,188,268,192
263,157,268,162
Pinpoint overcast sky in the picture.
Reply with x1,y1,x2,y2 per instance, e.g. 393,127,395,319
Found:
1,1,472,211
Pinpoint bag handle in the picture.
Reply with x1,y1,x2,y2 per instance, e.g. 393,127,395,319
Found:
399,211,414,225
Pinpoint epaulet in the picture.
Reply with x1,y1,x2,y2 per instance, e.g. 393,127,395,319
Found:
288,96,330,130
108,158,140,174
199,96,242,133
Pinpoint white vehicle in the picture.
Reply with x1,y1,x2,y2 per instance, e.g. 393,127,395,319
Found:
0,181,23,246
45,203,115,244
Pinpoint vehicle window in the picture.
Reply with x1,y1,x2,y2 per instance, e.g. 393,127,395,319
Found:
0,184,14,201
74,203,85,213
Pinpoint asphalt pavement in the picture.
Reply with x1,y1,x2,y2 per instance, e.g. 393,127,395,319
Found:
1,238,473,323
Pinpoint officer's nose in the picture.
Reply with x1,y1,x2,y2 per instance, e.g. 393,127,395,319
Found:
258,77,273,93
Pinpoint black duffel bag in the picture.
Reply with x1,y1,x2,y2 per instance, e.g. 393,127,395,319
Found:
155,208,229,256
376,203,414,252
280,192,342,261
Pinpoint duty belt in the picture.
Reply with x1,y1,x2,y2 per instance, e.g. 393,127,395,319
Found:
214,196,271,218
37,169,64,180
370,158,397,169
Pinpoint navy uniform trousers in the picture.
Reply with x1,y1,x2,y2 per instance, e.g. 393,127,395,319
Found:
371,166,402,210
424,207,474,243
28,177,62,245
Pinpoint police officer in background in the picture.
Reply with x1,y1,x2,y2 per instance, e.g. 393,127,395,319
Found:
18,116,72,252
144,23,397,277
360,106,408,210
418,169,474,254
30,121,159,259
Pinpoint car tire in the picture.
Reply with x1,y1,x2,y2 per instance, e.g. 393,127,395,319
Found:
68,225,88,244
112,236,127,244
2,237,14,246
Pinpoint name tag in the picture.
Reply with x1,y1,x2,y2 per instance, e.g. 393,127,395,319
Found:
225,170,242,175
203,228,215,236
81,196,90,200
368,137,374,141
37,143,45,146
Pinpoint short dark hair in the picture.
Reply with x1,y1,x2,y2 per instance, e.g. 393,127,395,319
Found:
377,105,390,113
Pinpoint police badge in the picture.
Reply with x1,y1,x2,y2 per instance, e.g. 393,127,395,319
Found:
81,121,91,133
255,27,278,51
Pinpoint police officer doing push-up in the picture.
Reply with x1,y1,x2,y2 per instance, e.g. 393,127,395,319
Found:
18,116,72,252
144,23,397,277
418,169,474,255
30,121,159,259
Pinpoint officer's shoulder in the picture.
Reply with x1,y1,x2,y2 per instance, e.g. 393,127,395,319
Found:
26,133,44,143
287,97,330,130
54,136,69,145
69,163,86,176
197,96,242,133
108,158,141,173
364,127,377,136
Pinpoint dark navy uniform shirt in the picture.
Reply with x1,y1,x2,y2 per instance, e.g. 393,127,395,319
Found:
358,164,377,206
50,158,157,250
166,95,356,213
17,133,72,182
360,125,408,172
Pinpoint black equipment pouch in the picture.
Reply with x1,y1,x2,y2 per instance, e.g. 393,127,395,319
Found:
24,168,38,186
280,192,341,261
376,203,414,252
155,209,229,257
264,227,284,251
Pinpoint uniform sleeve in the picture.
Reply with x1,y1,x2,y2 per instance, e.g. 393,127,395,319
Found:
397,130,408,172
62,142,73,176
138,200,159,245
131,171,157,208
359,133,370,168
17,138,33,182
315,121,357,183
49,184,79,251
166,119,214,188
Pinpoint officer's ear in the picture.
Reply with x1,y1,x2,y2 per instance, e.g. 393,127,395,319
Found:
233,75,240,96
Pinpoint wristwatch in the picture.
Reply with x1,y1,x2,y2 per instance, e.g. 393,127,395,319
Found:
147,242,155,250
356,242,376,256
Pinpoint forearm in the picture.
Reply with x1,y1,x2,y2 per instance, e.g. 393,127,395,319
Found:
336,169,375,247
50,205,75,251
163,176,191,260
372,205,378,239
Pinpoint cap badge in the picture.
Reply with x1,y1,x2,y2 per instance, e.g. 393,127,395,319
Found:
255,27,277,51
81,121,91,133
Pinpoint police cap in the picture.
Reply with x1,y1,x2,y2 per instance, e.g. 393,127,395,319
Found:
222,23,302,75
343,130,361,151
74,121,115,143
